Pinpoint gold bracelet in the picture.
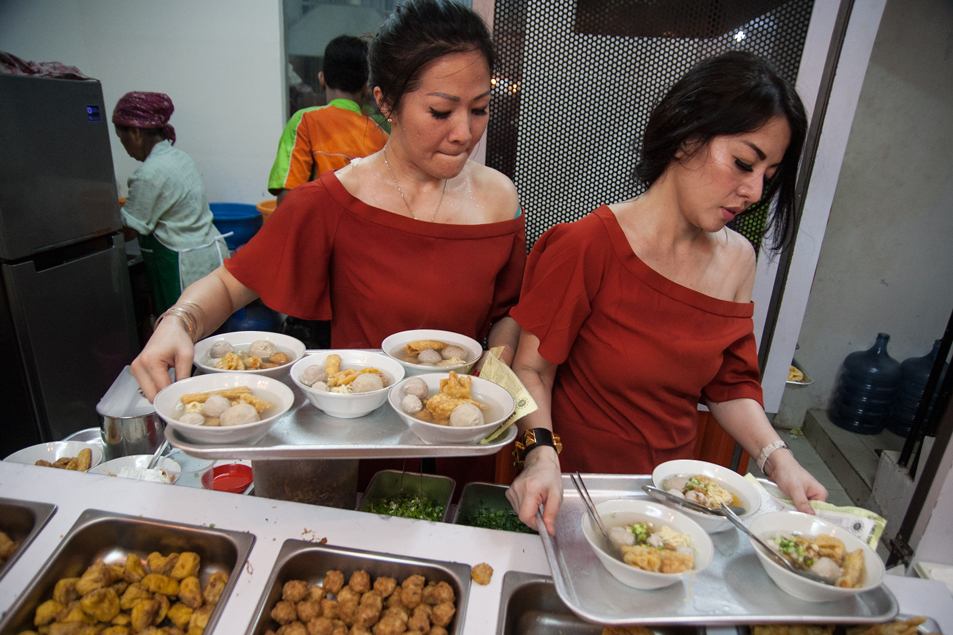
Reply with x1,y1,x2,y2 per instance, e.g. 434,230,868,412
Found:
154,302,206,344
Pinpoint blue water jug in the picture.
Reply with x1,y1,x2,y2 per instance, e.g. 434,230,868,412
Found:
888,340,949,437
829,333,902,435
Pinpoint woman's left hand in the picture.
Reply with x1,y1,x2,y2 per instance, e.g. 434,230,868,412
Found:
768,449,828,514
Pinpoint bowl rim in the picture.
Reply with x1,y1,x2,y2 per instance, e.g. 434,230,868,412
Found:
380,329,483,369
193,330,305,375
155,373,295,434
290,350,405,399
651,458,762,519
388,372,514,432
3,441,104,469
746,510,885,593
581,498,714,581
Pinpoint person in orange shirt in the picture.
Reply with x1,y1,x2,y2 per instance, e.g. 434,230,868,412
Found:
268,35,389,205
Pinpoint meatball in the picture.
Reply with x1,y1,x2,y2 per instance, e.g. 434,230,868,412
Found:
271,600,298,625
351,373,384,394
371,615,407,635
430,602,455,627
417,349,441,364
283,580,310,603
178,412,206,426
202,394,230,418
297,599,322,623
249,340,278,358
209,340,233,358
372,577,397,598
471,563,493,586
348,571,371,594
309,586,327,603
440,345,468,361
322,570,345,594
220,402,260,427
431,581,455,604
277,621,308,635
399,585,421,610
306,616,334,635
321,599,340,619
402,378,428,400
400,395,422,414
300,365,328,386
449,403,483,428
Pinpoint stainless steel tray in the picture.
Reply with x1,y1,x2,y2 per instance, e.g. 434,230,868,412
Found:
359,469,456,522
0,508,256,634
245,539,472,635
166,377,517,459
538,474,898,626
498,570,703,635
0,497,56,581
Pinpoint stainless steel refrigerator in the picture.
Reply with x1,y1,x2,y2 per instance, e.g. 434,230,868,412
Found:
0,73,138,457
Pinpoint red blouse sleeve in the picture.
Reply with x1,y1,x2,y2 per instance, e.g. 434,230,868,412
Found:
223,180,337,321
701,330,765,407
511,217,610,365
485,222,527,331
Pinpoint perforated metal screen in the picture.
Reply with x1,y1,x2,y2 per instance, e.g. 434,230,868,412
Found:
486,0,815,252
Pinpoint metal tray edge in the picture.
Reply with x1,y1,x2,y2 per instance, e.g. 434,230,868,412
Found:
0,497,57,582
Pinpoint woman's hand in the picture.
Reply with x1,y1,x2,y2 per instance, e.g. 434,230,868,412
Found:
767,449,829,514
507,446,563,535
130,316,195,402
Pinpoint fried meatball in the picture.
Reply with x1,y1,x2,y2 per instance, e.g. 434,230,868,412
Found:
399,585,422,610
283,580,311,603
297,599,322,623
338,596,359,627
381,606,409,624
471,563,493,586
430,602,455,628
306,616,335,635
372,577,397,598
272,600,298,625
278,621,308,635
401,575,425,590
407,605,431,633
431,581,455,604
371,615,408,635
321,598,340,619
353,600,381,629
386,592,404,609
309,586,327,603
337,587,359,604
348,570,371,595
322,570,345,595
202,571,229,605
429,627,448,635
349,626,372,635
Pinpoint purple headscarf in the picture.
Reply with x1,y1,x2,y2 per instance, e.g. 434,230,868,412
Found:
112,91,176,144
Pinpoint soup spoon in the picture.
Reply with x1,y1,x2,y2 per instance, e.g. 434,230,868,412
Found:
718,503,834,586
642,485,746,516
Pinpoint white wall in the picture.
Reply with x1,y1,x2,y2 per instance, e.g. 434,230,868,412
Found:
0,0,285,205
774,0,953,429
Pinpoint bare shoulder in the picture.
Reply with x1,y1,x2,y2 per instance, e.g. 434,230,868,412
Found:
466,162,519,222
721,228,757,301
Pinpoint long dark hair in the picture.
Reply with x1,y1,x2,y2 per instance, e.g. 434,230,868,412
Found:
635,51,807,252
369,0,495,117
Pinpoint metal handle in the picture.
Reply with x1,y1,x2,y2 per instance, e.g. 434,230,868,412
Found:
571,473,608,539
642,485,723,516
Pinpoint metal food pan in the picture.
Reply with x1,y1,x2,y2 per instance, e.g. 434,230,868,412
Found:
453,482,537,534
0,497,56,581
358,469,455,522
0,508,255,634
497,571,703,635
245,539,471,635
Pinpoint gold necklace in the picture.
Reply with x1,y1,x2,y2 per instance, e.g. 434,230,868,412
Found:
382,146,447,222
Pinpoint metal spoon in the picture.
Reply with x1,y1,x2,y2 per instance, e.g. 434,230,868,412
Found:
147,439,170,470
718,502,835,586
643,485,725,515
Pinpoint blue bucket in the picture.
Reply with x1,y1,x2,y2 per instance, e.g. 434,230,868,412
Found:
210,203,263,250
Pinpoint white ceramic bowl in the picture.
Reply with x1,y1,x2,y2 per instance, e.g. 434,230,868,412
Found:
88,455,181,485
747,510,886,602
387,373,515,444
380,329,482,376
651,459,761,533
4,441,103,471
154,373,294,445
290,351,405,419
581,498,714,590
193,331,305,379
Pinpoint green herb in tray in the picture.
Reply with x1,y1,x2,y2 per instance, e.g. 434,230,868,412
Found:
466,508,538,534
367,494,445,521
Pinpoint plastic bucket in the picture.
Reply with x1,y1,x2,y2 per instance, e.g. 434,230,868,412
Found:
210,203,262,250
256,199,277,223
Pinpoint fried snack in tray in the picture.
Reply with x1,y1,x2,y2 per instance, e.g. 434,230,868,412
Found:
35,447,92,472
425,372,487,423
404,340,448,355
23,550,227,635
602,627,655,635
263,570,457,635
752,617,937,635
0,530,20,567
788,365,806,382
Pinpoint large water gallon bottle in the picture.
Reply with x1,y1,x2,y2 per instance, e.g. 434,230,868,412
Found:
829,333,902,434
888,340,949,437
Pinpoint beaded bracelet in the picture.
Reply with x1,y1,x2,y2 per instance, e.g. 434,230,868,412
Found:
154,302,206,344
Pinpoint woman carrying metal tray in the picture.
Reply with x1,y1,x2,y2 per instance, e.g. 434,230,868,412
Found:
507,52,828,536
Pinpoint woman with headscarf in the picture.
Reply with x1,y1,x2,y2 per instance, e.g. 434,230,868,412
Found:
113,91,229,314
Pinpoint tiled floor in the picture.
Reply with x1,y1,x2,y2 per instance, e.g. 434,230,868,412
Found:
746,430,856,507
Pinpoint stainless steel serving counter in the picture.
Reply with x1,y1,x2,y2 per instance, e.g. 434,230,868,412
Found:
1,461,951,634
